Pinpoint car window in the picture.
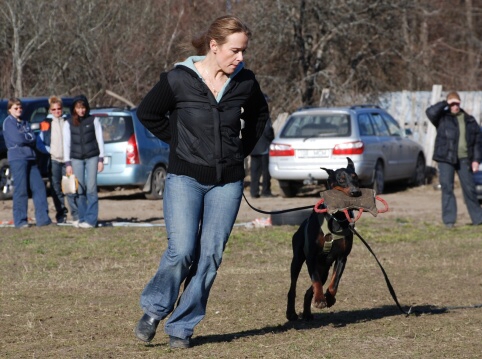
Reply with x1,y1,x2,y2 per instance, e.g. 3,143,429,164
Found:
281,114,351,138
381,112,403,136
98,115,134,143
370,113,390,136
357,113,375,136
30,107,49,123
0,108,7,127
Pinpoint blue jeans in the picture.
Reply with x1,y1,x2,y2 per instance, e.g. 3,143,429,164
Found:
50,160,68,222
10,159,51,227
70,157,99,226
140,174,243,339
438,159,482,225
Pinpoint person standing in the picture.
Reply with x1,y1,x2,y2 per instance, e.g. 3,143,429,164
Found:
63,95,104,228
36,96,69,224
2,98,52,228
426,91,482,228
250,116,274,198
134,15,269,349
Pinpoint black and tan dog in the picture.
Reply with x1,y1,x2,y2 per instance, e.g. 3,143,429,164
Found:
286,157,362,321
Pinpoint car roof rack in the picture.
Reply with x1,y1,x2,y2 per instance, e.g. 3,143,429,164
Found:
349,104,380,109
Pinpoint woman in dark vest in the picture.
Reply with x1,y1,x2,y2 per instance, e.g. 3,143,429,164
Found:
63,95,104,228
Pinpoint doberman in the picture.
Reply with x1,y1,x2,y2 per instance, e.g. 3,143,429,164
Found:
286,157,362,321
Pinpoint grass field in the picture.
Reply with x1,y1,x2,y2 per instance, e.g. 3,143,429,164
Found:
1,216,482,358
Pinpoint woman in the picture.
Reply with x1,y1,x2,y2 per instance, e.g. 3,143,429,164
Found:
36,96,70,224
134,15,269,349
2,98,52,228
63,95,104,228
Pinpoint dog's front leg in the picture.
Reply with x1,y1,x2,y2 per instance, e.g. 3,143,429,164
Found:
324,256,347,307
311,277,327,309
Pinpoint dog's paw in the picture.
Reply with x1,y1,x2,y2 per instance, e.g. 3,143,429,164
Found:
311,299,327,310
286,311,299,321
325,292,336,307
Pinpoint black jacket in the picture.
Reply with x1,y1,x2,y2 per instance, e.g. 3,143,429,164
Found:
68,116,100,160
426,101,481,164
137,64,269,184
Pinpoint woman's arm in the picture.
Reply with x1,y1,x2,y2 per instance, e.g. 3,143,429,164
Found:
137,72,177,143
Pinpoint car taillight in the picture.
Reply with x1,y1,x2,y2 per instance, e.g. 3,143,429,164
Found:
126,134,139,164
332,141,364,155
269,143,295,156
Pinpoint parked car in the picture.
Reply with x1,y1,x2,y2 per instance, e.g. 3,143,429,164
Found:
0,96,74,200
91,107,169,200
269,105,426,197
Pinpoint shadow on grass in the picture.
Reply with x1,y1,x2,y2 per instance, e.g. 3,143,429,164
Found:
190,303,482,346
98,217,164,226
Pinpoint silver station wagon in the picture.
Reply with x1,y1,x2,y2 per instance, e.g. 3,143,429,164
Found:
269,105,426,197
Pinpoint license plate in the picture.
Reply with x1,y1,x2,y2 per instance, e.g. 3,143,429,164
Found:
297,149,329,158
103,157,110,165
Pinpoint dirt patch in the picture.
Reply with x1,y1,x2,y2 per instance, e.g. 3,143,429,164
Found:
0,181,470,225
0,181,465,226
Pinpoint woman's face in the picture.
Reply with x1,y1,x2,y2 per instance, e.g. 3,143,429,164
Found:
212,32,249,75
74,103,87,117
50,104,63,117
8,103,22,119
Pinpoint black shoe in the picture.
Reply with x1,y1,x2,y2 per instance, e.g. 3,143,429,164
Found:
445,223,454,228
261,193,276,198
134,313,160,342
251,194,260,198
169,335,192,349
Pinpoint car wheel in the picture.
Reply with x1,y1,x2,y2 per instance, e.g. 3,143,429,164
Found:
373,161,384,195
0,158,13,200
410,154,426,187
278,180,302,198
144,166,166,200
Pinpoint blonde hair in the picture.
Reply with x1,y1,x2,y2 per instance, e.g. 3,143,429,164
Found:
191,15,251,56
48,95,63,108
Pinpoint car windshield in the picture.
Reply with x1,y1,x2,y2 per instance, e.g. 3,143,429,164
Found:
280,113,351,138
98,115,134,143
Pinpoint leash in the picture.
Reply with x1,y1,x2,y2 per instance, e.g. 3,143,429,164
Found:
349,224,412,316
242,193,313,215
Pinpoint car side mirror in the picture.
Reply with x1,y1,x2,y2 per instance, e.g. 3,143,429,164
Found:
30,123,40,131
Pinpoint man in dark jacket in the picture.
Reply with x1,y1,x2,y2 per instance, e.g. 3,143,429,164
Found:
426,91,482,228
250,118,275,198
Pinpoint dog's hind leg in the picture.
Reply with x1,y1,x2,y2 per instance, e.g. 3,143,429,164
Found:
286,226,306,321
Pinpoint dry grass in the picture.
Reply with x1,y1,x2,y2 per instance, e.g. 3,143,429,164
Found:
1,218,482,359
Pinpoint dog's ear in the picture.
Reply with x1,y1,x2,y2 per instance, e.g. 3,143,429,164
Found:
321,167,334,177
346,157,355,172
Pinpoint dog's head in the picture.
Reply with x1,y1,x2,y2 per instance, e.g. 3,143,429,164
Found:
321,157,362,197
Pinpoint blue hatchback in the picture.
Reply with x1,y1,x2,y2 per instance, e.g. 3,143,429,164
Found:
91,107,169,200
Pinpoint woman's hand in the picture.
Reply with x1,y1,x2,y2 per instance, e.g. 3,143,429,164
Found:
98,162,104,173
66,165,73,176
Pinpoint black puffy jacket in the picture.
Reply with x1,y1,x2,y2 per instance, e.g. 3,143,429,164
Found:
426,101,482,164
137,64,269,184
